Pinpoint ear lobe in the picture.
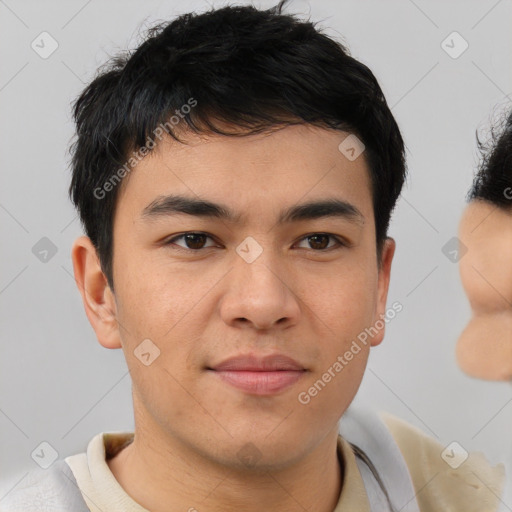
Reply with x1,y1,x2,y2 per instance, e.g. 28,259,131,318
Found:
370,237,396,347
71,236,122,349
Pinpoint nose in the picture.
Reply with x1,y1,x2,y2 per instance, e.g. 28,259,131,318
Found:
218,248,301,331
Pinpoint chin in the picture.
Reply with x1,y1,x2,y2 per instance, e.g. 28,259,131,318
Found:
456,313,512,381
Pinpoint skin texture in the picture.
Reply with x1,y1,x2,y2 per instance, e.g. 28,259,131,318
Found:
457,199,512,381
71,124,395,512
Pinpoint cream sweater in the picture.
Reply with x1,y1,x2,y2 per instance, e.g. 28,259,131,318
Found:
63,412,506,512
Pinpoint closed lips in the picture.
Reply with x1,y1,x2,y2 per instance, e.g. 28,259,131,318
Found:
209,354,306,372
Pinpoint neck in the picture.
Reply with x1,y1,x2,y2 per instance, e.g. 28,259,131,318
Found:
107,423,343,512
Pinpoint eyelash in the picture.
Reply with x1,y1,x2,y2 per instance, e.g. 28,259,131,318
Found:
163,232,347,252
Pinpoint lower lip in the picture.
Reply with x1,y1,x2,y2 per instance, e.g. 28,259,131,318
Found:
211,370,305,395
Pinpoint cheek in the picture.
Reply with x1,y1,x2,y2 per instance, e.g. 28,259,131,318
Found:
113,255,218,390
114,264,205,422
460,237,512,312
302,260,377,333
114,253,206,338
297,264,375,380
296,339,370,428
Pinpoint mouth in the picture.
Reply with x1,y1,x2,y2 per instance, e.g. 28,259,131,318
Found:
207,353,307,396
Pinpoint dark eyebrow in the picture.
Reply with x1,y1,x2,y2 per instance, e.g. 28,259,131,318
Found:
141,194,365,226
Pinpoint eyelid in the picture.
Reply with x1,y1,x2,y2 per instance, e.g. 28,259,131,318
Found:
164,231,349,252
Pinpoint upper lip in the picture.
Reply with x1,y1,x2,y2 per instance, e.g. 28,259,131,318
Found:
209,354,306,372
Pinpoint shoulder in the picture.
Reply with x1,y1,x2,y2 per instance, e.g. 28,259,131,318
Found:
379,411,506,512
0,459,89,512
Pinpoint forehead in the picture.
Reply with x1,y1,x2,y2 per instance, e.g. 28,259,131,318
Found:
460,200,512,241
115,124,374,226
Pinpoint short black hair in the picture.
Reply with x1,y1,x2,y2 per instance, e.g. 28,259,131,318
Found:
468,109,512,209
68,0,407,292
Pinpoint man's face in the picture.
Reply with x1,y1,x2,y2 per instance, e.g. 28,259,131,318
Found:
101,124,394,469
457,199,512,380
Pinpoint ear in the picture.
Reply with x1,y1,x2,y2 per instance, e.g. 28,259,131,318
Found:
71,236,121,349
370,237,396,347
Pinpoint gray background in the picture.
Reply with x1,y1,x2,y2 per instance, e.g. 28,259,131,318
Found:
1,0,511,502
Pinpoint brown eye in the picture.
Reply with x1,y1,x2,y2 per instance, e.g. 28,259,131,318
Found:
165,232,216,250
164,232,346,253
307,234,330,250
295,233,345,251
